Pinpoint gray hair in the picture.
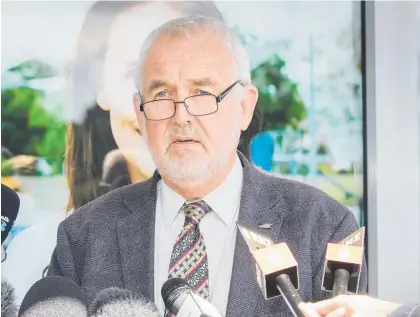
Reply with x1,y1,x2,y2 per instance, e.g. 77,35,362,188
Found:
135,15,251,92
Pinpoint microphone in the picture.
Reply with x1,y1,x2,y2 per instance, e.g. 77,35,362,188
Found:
237,223,304,317
161,278,222,317
321,227,365,296
88,287,160,317
1,184,20,261
2,279,18,317
18,276,88,317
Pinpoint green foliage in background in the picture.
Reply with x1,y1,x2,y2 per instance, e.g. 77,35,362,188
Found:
1,60,66,175
8,60,58,81
252,55,307,131
2,87,44,155
1,156,15,176
234,27,307,132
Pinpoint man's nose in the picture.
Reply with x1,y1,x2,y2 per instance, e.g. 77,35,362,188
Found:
171,99,193,124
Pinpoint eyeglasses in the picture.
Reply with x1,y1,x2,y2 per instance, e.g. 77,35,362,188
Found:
138,80,242,121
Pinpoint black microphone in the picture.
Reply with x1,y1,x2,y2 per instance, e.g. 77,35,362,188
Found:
88,287,160,317
18,276,88,317
2,279,18,317
321,227,365,296
331,266,351,297
161,278,222,317
237,223,304,317
1,184,20,262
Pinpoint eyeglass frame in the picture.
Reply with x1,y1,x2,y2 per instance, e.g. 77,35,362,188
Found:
137,80,243,121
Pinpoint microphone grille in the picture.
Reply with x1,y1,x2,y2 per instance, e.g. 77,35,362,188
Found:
161,278,189,308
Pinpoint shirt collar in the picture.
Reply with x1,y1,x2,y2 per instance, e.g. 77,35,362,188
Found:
159,155,243,229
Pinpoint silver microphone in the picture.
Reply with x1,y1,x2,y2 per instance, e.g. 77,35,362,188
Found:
161,278,222,317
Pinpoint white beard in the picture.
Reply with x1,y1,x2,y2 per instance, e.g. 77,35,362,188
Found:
153,117,240,187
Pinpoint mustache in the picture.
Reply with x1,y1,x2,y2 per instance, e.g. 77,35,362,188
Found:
166,124,204,143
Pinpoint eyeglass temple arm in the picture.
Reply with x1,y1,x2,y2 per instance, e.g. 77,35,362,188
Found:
137,90,145,110
216,80,243,102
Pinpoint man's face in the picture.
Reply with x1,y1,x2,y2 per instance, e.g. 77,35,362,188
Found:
134,30,257,185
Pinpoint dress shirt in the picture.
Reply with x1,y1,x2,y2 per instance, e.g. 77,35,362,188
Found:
154,155,243,316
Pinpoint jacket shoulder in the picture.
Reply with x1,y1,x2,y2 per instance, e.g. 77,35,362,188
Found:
259,171,357,225
61,180,152,236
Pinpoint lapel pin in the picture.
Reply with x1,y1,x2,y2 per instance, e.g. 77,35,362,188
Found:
259,223,273,229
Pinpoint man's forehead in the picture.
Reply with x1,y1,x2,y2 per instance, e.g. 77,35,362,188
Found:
143,31,233,67
147,57,225,76
142,65,228,90
140,36,235,89
143,76,221,93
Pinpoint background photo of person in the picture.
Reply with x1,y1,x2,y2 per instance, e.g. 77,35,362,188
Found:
1,0,364,305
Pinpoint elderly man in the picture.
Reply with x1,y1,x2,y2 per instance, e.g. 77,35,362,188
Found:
48,16,367,316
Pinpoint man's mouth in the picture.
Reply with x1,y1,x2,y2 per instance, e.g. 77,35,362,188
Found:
173,139,200,144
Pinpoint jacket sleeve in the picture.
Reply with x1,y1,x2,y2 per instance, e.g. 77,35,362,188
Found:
311,210,368,301
47,221,80,285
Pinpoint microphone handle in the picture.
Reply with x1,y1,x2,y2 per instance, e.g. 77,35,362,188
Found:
332,268,350,297
274,274,304,317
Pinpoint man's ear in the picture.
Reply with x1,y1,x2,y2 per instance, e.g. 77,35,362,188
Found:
240,84,258,131
133,92,144,136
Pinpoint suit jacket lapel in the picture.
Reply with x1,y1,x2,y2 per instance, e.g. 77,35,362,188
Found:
227,153,285,316
117,172,160,300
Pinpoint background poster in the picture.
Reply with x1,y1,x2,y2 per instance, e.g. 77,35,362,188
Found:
1,1,364,245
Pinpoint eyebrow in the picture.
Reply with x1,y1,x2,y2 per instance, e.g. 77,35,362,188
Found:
147,80,168,95
188,77,217,87
146,77,217,95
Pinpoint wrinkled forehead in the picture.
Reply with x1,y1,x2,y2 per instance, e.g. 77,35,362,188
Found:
139,30,236,92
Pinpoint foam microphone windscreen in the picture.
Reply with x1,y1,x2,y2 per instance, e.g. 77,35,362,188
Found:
18,276,88,317
2,279,18,317
1,184,20,244
89,287,160,317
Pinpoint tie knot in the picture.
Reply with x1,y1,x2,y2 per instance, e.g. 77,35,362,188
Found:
182,200,211,225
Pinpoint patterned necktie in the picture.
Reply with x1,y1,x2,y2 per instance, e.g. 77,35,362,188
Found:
167,200,211,306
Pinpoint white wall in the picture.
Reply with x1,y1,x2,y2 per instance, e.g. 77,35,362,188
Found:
365,1,420,303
